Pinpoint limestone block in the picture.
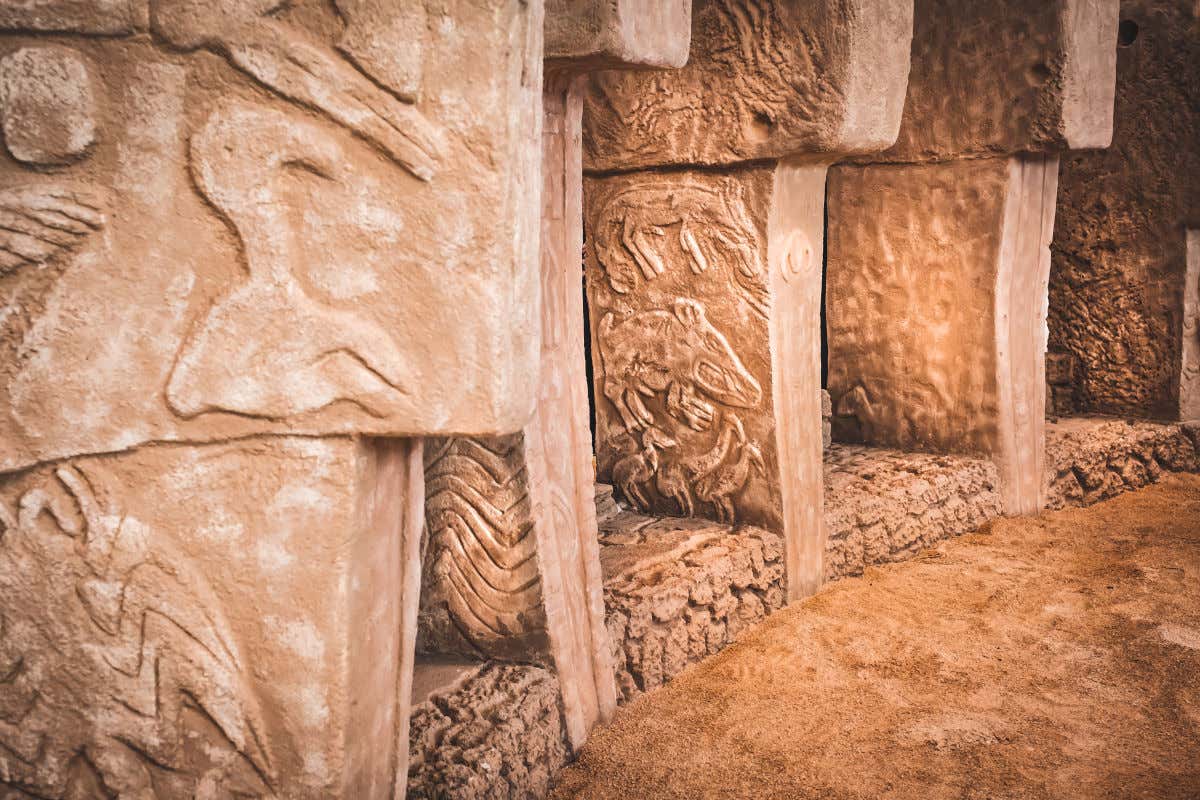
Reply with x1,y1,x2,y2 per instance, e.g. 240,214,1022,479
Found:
826,157,1061,515
0,0,543,475
879,0,1118,162
546,0,691,69
582,0,914,171
0,436,424,799
586,162,829,600
1049,0,1200,419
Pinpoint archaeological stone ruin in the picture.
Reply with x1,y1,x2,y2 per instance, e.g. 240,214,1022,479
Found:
0,1,1196,798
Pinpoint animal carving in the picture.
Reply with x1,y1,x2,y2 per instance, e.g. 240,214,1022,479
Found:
150,0,443,180
167,101,411,421
695,439,766,523
592,182,769,318
655,412,746,516
612,427,676,510
0,466,273,798
0,185,104,276
598,298,762,434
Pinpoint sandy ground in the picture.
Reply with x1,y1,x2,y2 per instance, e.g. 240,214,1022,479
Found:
551,475,1200,800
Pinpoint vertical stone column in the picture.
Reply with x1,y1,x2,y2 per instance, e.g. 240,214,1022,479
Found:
582,0,914,601
826,0,1119,515
1184,230,1200,421
0,3,543,798
418,0,691,750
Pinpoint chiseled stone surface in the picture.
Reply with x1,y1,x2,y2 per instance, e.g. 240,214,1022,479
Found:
598,513,786,702
407,663,569,800
1044,417,1200,509
823,445,1004,581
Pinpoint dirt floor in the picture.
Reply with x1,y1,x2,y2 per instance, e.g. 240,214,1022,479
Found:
551,475,1200,800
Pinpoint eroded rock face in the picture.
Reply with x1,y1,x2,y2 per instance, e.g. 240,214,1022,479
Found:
1049,0,1200,419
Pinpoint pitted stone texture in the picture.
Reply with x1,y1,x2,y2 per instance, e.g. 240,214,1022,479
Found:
823,444,1004,582
582,0,912,171
1048,0,1200,419
1044,417,1200,509
876,0,1116,163
598,515,785,702
407,663,569,800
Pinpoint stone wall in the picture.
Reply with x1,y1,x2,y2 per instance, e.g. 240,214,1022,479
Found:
1049,0,1200,418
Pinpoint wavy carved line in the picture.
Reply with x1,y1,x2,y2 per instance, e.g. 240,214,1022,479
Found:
423,436,544,645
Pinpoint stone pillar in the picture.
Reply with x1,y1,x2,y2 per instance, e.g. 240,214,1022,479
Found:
1185,229,1200,421
0,3,543,798
1048,0,1200,423
419,0,691,749
581,0,914,602
826,0,1119,515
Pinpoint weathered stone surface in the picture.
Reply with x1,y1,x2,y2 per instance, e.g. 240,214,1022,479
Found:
827,156,1060,514
1185,230,1200,420
0,46,97,165
878,0,1117,162
0,437,423,799
582,0,913,171
546,0,691,70
1044,416,1200,508
1048,0,1200,420
598,514,785,702
0,2,544,474
824,445,1003,581
408,663,569,800
0,0,145,34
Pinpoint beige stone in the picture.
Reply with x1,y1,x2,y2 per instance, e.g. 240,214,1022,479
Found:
826,0,1118,515
827,157,1060,515
879,0,1117,162
1184,230,1200,420
0,3,546,798
416,0,690,754
0,1,543,474
0,437,424,799
584,0,912,601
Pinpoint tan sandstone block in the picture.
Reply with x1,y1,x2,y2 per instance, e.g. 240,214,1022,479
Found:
0,1,543,475
586,162,828,600
0,436,424,799
827,157,1060,515
880,0,1118,162
582,0,913,171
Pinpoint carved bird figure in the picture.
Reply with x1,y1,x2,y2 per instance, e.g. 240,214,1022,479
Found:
0,185,104,276
695,438,766,524
612,427,676,510
655,412,746,516
150,0,444,181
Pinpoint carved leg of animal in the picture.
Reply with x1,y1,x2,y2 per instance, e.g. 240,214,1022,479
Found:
89,741,156,800
622,387,655,430
666,381,714,431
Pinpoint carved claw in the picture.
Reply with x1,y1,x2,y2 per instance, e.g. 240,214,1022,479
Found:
667,382,715,432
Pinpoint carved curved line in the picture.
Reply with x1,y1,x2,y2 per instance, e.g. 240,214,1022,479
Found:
428,505,536,574
435,540,540,614
440,565,538,638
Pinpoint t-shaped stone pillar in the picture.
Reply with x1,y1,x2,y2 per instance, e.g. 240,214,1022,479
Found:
826,0,1118,515
418,0,691,751
0,2,542,798
581,0,913,601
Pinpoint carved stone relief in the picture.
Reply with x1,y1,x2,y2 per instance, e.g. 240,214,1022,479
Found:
419,434,550,662
0,1,543,474
586,171,778,530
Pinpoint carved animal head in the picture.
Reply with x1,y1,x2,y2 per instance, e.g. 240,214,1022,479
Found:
669,298,762,409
